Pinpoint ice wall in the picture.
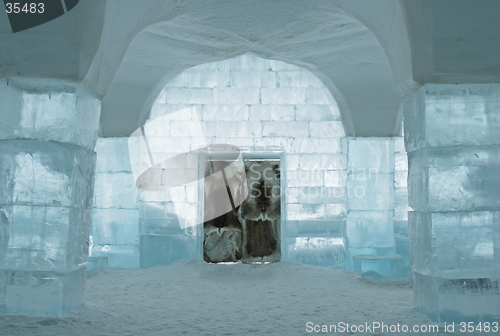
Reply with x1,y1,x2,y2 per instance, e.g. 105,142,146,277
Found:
90,138,140,268
147,54,348,267
92,54,410,272
404,84,500,323
0,79,100,316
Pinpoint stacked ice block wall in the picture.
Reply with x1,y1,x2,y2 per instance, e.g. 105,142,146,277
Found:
404,84,500,322
146,54,348,267
91,55,410,272
91,138,140,268
0,79,100,316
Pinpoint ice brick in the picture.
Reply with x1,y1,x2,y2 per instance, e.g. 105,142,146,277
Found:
352,255,411,279
213,88,259,104
295,105,341,121
92,208,139,245
347,174,394,210
292,138,342,153
286,203,325,221
413,272,500,323
95,137,132,173
285,237,346,268
394,153,408,171
300,154,347,171
0,205,81,272
249,105,295,121
309,121,344,137
202,105,249,121
0,81,100,149
408,145,500,212
294,220,345,237
0,266,86,316
394,171,407,188
0,140,95,208
346,210,395,248
347,138,394,174
139,234,197,267
404,84,500,152
394,188,410,221
261,121,308,137
91,244,140,268
94,173,138,209
409,211,500,278
297,187,346,204
260,88,306,105
202,121,262,137
276,70,325,88
230,71,262,88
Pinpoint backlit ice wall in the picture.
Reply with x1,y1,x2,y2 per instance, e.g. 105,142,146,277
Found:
90,55,410,276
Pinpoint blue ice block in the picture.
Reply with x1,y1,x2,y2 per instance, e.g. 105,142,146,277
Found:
408,145,500,212
91,244,139,268
92,208,139,245
346,211,395,248
0,266,86,316
352,254,411,279
404,84,500,152
94,172,138,209
139,234,197,268
0,81,100,150
414,272,500,323
285,237,346,268
0,140,95,208
409,211,500,278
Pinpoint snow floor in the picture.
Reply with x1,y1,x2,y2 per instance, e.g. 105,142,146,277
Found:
0,260,471,335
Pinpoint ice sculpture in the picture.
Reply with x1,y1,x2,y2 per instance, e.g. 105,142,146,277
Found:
0,79,100,316
404,84,500,323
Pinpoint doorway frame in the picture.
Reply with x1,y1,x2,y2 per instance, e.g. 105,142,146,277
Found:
196,147,286,262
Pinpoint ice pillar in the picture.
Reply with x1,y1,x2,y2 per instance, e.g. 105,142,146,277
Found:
404,84,500,322
0,79,100,316
346,138,396,273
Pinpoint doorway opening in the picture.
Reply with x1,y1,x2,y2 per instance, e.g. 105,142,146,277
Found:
203,158,281,264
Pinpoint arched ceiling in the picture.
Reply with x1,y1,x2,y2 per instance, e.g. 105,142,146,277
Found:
98,0,407,137
1,0,499,138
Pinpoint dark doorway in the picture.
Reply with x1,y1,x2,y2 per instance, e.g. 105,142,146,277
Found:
203,159,281,263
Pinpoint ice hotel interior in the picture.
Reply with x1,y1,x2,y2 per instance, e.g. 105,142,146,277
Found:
0,0,499,335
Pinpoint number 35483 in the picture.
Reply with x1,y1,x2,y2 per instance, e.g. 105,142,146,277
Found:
5,3,45,14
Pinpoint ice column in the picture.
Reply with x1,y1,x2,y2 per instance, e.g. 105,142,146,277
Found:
404,84,500,322
91,138,139,268
346,138,398,277
0,79,100,316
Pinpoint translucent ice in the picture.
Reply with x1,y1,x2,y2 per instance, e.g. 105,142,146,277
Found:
92,244,139,268
285,237,346,268
408,146,500,212
346,210,395,248
139,234,197,267
92,208,139,245
0,266,86,316
0,80,100,149
404,84,500,152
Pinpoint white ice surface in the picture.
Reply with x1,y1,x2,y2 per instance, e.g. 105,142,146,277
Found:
0,261,451,336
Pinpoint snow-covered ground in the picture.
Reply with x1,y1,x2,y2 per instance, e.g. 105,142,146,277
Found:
0,261,466,335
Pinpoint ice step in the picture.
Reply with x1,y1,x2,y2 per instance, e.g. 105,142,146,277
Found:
352,254,412,280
